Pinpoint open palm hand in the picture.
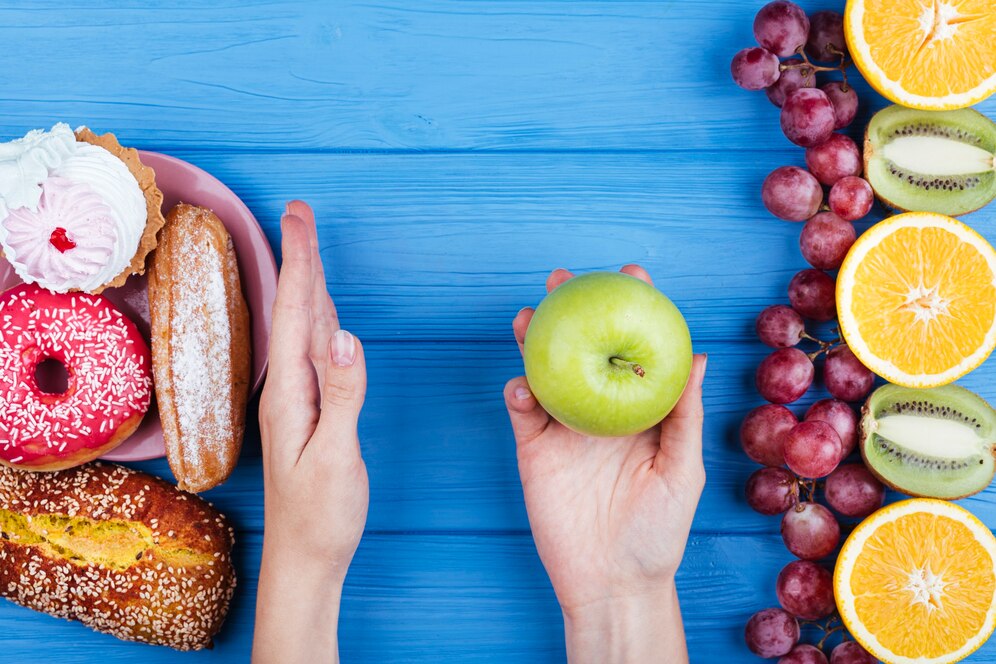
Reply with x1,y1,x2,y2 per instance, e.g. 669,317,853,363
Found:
504,266,707,662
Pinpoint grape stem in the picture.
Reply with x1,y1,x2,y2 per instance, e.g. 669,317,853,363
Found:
816,624,845,650
779,46,850,87
801,332,839,350
796,478,818,503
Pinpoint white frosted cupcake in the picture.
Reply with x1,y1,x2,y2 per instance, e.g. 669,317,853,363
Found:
0,124,165,293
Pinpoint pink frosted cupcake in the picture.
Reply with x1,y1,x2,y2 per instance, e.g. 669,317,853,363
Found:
0,124,165,293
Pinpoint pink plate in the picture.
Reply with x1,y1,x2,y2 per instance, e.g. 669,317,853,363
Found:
0,151,277,462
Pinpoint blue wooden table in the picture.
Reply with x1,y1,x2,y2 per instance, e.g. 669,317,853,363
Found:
2,1,996,662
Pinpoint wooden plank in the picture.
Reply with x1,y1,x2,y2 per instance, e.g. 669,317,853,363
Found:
0,0,901,152
6,531,974,663
113,149,924,343
120,340,996,535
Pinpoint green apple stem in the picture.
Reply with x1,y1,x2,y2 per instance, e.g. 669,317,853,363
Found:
610,357,645,378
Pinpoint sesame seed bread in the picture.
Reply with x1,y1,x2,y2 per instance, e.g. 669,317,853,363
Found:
0,462,235,650
148,203,251,493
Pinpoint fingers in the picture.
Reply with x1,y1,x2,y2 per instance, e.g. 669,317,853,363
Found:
268,214,317,389
513,307,534,355
285,201,340,400
657,354,708,478
620,263,653,285
310,330,368,457
504,377,551,445
287,201,339,330
546,268,574,293
285,199,315,226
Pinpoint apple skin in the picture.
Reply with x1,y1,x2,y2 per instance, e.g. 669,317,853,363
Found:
523,271,693,438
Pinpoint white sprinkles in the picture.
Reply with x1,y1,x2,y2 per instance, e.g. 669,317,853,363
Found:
0,285,152,462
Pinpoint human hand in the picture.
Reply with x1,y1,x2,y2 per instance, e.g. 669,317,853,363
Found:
504,265,707,664
253,201,368,664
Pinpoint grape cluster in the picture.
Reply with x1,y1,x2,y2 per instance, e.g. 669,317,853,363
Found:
735,3,883,662
732,1,874,224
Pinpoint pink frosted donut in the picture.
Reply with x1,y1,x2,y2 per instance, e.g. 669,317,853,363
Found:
0,283,152,470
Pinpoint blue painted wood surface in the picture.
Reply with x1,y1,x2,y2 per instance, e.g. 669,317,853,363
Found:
2,1,996,661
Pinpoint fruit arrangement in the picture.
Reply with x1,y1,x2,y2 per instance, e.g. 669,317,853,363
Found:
733,1,996,662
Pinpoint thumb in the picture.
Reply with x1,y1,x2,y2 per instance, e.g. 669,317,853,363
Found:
503,377,551,446
657,354,707,476
311,329,367,455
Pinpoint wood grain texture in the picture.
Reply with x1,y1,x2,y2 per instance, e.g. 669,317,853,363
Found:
0,0,887,152
147,149,906,342
1,0,996,661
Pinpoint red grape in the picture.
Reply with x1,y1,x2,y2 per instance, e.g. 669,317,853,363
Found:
830,641,877,663
767,59,816,107
756,348,814,404
781,88,835,148
821,81,859,129
825,464,885,518
742,404,799,466
805,133,862,186
776,560,835,619
757,304,806,348
799,212,856,270
745,608,801,658
784,420,841,478
780,644,830,664
829,176,874,221
754,1,811,58
824,345,874,402
746,467,799,514
762,166,823,222
806,10,845,62
732,47,782,90
788,269,836,321
782,502,840,560
805,399,858,459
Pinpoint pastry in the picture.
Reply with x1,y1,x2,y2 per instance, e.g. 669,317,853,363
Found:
148,203,250,492
0,283,152,471
0,123,165,293
0,462,236,650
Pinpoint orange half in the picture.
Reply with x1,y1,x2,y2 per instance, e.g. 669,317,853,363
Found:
844,0,996,110
835,499,996,664
836,212,996,388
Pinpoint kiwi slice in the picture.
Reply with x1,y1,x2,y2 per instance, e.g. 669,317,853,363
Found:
861,384,996,499
864,105,996,216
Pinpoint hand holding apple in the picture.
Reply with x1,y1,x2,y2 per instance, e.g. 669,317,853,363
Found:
505,265,707,664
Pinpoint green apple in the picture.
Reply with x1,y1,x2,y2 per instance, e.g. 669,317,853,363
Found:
523,271,693,437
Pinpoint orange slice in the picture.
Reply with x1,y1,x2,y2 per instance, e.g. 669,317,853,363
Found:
836,212,996,388
844,0,996,110
835,499,996,664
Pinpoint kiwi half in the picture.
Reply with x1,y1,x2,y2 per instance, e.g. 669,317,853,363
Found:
864,105,996,216
860,384,996,499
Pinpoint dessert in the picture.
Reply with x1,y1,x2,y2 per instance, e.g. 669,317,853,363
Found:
0,283,152,471
0,123,165,293
0,462,235,650
148,204,250,492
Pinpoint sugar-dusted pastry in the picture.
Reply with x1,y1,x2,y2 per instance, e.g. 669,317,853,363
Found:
148,203,250,493
0,462,236,650
0,123,165,293
0,283,152,471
